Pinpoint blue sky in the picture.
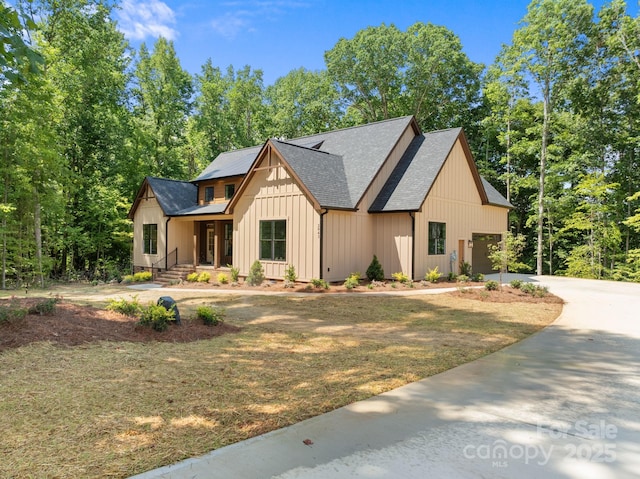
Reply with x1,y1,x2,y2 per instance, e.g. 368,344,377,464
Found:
114,0,636,86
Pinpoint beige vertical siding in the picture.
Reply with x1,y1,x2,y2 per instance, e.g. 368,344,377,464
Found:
233,152,320,281
415,139,508,278
372,214,413,279
167,219,195,265
197,175,243,204
131,188,166,268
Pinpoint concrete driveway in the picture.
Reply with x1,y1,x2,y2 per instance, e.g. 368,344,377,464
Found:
132,275,640,479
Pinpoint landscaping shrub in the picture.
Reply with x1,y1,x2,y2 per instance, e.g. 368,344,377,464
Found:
133,271,152,282
228,264,240,283
456,274,469,283
28,297,59,316
0,303,27,324
196,305,225,326
217,273,229,284
485,280,499,291
460,261,472,276
424,266,441,283
471,273,485,282
391,272,410,284
447,271,457,282
344,273,361,289
310,278,329,289
510,279,523,289
186,272,199,282
197,271,211,283
121,275,134,284
246,260,265,286
366,255,385,281
283,264,297,283
139,303,175,332
106,296,141,316
520,283,549,297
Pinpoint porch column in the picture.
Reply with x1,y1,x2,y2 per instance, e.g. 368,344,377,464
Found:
214,225,221,268
193,234,197,268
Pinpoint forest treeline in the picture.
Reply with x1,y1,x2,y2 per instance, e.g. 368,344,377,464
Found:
1,0,640,287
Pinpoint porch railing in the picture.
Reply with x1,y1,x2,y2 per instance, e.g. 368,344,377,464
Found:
151,248,178,281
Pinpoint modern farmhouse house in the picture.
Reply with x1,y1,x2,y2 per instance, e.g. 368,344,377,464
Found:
128,116,511,282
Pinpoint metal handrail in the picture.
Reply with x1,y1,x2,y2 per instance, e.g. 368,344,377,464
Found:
151,248,178,280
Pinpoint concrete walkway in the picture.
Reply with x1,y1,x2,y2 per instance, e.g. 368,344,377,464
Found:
131,275,640,479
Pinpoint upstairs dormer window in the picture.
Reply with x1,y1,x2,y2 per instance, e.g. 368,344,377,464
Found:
204,186,214,203
225,184,235,200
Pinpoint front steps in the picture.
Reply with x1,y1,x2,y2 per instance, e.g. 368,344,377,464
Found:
153,264,195,286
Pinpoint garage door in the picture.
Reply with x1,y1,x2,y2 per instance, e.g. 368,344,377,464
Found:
472,234,501,274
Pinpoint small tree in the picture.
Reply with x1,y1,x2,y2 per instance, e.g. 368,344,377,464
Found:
366,255,384,281
487,232,528,287
246,260,265,286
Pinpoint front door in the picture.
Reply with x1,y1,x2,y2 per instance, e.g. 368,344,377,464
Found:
206,225,215,264
223,222,233,266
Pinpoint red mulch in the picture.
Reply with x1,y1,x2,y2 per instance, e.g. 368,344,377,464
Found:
449,287,564,304
0,298,239,352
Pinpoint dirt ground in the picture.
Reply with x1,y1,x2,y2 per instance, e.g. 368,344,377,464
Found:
0,297,239,351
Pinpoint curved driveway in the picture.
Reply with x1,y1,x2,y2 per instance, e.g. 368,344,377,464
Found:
132,275,640,479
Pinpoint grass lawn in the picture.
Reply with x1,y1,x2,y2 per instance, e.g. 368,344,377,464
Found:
0,286,562,478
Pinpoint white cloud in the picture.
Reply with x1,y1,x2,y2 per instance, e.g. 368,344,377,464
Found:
116,0,178,41
210,1,310,39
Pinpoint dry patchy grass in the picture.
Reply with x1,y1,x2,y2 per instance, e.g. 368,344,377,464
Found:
0,290,562,478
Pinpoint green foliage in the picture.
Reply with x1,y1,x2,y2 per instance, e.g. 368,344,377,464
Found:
0,302,28,324
106,296,141,316
310,278,330,289
471,273,484,282
133,271,153,282
228,264,240,282
217,273,229,284
510,279,524,289
196,305,225,326
139,303,176,332
246,260,265,286
459,261,472,276
424,266,442,283
456,275,469,283
487,233,528,286
520,283,549,297
447,272,458,282
366,255,385,281
344,273,361,289
485,280,499,291
197,272,211,283
391,272,410,284
27,297,60,316
186,272,199,282
121,275,134,284
283,264,298,283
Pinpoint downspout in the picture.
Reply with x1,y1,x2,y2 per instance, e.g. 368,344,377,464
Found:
410,212,415,281
165,217,171,270
319,209,328,280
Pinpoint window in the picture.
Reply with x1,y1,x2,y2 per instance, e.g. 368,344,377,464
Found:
428,222,446,255
225,184,235,200
260,220,286,261
143,224,158,255
204,186,214,202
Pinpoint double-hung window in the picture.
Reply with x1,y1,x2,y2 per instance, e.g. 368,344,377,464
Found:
204,186,214,202
143,224,158,255
260,220,286,261
225,184,235,200
428,222,446,255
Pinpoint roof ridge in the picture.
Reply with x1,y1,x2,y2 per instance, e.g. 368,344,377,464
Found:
147,176,193,184
282,115,415,143
422,126,462,135
271,139,337,156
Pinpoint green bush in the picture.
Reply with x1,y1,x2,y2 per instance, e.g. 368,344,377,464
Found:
228,264,240,283
485,280,499,291
447,272,457,282
0,303,28,324
283,264,297,283
133,271,153,282
424,266,442,283
456,274,469,283
106,296,141,316
246,260,265,286
186,272,199,282
28,297,60,316
217,273,229,284
471,273,484,282
391,272,410,284
139,303,175,332
121,275,134,284
460,261,472,276
196,305,225,326
197,271,211,283
510,279,523,289
310,278,329,289
344,273,360,289
366,255,385,281
520,282,549,297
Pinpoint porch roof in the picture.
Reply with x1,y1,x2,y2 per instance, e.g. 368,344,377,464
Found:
172,202,228,216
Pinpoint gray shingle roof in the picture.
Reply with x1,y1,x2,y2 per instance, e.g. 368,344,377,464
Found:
193,146,261,182
146,177,197,215
369,128,462,212
482,178,512,208
173,203,228,216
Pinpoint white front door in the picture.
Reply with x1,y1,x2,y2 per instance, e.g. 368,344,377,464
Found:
206,226,215,264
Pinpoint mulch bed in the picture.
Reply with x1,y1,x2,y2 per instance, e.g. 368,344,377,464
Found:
449,287,564,304
0,297,239,351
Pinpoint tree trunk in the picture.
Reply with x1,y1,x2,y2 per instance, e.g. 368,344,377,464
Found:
537,86,550,276
34,188,44,288
1,175,7,290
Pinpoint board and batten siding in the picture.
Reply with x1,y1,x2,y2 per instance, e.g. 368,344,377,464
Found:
415,139,508,278
322,123,418,283
167,219,195,265
372,214,413,279
233,155,320,281
132,190,166,268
